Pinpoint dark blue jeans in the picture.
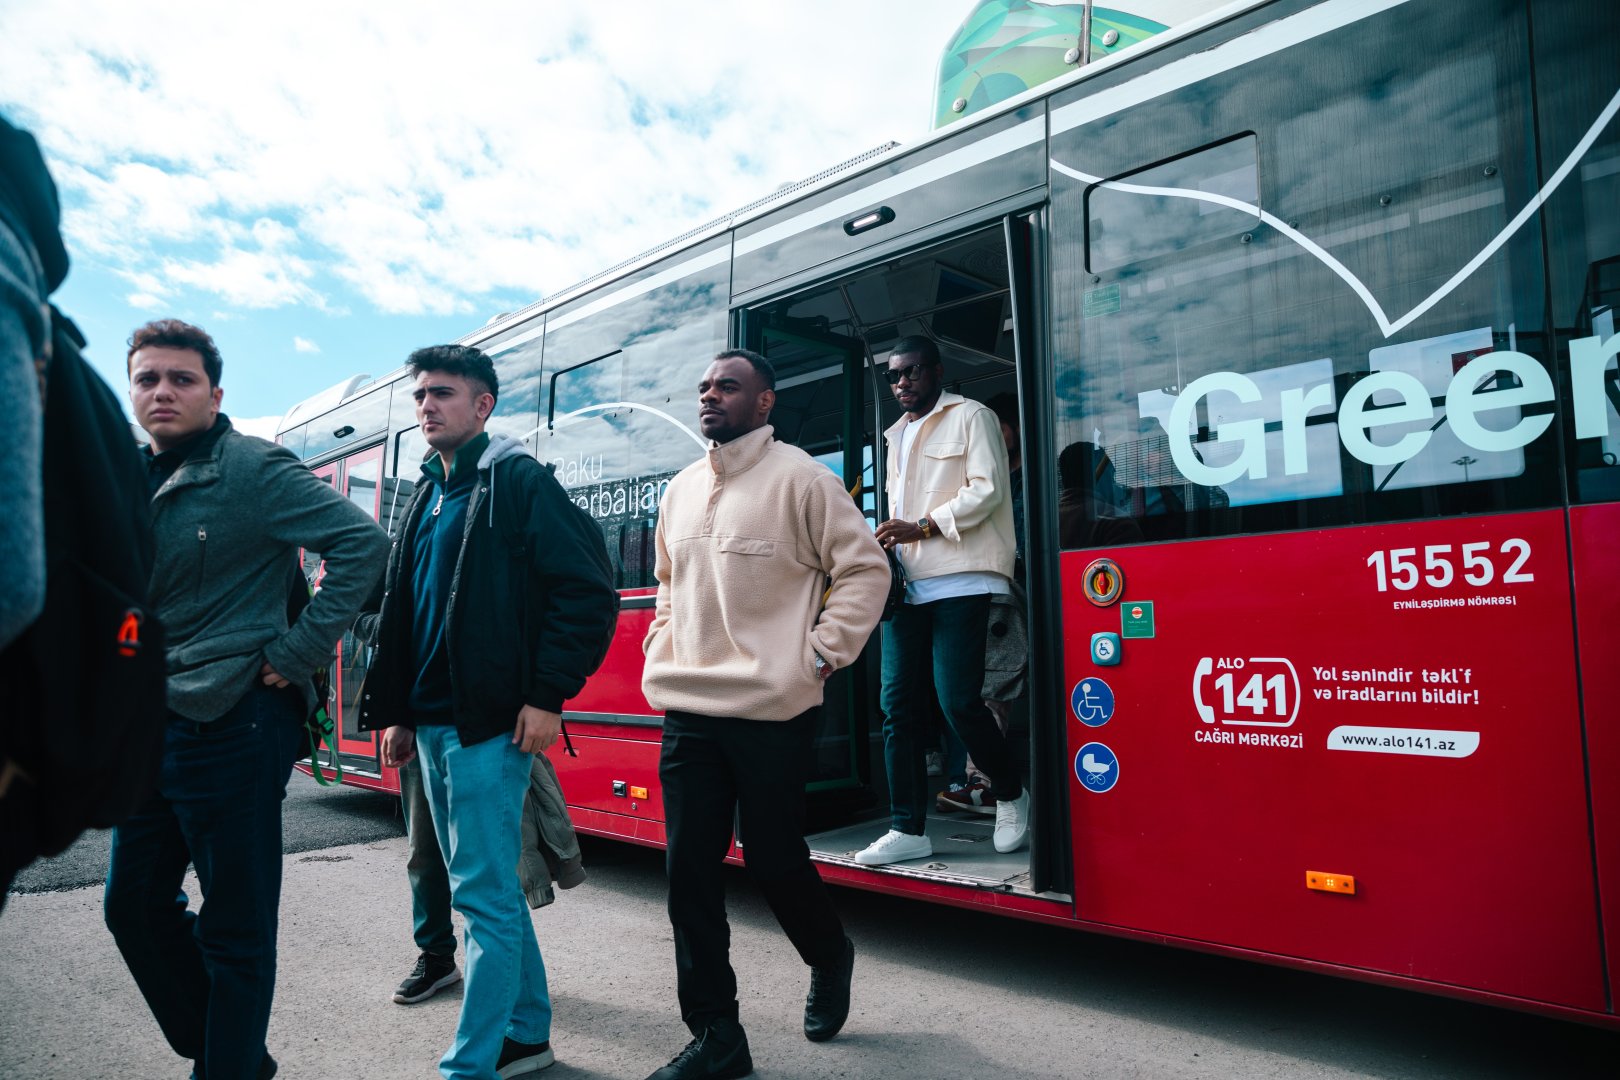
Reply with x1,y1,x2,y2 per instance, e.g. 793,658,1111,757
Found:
104,683,302,1080
880,594,1022,834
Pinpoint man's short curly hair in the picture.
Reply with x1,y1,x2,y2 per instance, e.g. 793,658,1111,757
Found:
127,319,224,386
407,344,499,405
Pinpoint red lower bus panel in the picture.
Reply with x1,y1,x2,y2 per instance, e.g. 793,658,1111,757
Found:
1570,502,1620,1014
1060,509,1605,1011
551,730,665,823
298,760,400,795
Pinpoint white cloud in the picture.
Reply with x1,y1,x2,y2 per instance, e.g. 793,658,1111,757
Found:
0,0,952,320
230,414,284,439
293,336,319,354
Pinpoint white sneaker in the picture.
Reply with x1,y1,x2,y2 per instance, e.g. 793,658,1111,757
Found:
924,750,944,777
993,789,1030,853
854,829,932,866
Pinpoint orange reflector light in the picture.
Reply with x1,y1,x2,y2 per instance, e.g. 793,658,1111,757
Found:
630,786,649,801
1306,871,1356,895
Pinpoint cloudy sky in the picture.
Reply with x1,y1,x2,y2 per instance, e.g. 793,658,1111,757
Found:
0,0,967,436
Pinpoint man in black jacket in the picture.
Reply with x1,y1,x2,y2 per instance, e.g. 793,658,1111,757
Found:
357,344,616,1080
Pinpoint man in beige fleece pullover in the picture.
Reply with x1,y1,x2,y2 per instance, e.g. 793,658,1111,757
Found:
640,349,888,1080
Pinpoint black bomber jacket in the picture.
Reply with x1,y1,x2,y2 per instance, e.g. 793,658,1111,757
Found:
354,434,618,747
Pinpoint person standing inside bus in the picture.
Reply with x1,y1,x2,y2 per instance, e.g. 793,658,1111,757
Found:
105,319,389,1080
856,336,1027,866
359,344,616,1080
640,349,889,1080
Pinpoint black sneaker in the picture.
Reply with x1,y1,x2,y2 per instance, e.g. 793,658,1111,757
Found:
496,1036,555,1077
643,1018,752,1080
804,936,854,1042
392,950,462,1004
190,1053,276,1079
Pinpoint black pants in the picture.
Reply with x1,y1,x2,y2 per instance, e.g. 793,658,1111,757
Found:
660,707,845,1033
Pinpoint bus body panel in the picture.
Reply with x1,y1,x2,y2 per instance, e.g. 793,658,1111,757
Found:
819,851,1619,1029
732,104,1046,299
1060,509,1604,1010
272,0,1620,1027
566,591,660,718
550,731,665,824
302,762,399,795
1571,502,1620,1013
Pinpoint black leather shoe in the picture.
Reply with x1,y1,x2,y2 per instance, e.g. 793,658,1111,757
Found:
643,1018,752,1080
190,1054,277,1080
804,936,855,1042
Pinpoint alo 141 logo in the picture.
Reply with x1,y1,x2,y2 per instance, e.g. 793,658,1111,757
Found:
1193,656,1299,727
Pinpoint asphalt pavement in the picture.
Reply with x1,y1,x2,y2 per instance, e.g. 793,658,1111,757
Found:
7,770,404,896
4,774,1618,1078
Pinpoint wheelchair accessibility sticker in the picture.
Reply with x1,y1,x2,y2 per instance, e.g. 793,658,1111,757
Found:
1075,742,1119,793
1071,678,1115,727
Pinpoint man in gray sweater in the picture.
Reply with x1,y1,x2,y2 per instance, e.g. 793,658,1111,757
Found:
104,319,389,1080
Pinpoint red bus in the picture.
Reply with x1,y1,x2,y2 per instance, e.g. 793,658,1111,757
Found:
284,0,1620,1028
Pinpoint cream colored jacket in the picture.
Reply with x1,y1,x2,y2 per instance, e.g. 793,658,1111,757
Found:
885,392,1017,582
642,425,889,721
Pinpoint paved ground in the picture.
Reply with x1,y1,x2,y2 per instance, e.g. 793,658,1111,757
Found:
4,776,1618,1078
8,770,404,895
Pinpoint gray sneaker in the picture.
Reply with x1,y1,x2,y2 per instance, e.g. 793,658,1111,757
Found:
392,950,462,1004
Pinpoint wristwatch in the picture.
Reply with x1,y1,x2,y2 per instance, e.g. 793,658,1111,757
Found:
916,516,933,539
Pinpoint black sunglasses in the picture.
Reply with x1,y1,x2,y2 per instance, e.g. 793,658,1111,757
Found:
883,363,931,385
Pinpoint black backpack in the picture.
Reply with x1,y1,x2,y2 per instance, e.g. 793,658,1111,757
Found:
0,309,168,857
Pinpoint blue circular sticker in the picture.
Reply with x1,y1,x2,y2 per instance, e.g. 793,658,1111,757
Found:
1070,678,1116,727
1074,742,1120,793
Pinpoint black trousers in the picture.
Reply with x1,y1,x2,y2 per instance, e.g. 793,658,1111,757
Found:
660,707,846,1033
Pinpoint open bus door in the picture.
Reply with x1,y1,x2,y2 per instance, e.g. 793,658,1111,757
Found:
749,323,880,821
736,216,1067,903
306,444,389,787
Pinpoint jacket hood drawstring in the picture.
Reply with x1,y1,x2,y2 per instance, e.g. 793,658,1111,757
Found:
476,432,532,528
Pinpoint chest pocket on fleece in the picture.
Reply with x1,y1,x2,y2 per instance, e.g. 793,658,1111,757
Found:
717,536,776,557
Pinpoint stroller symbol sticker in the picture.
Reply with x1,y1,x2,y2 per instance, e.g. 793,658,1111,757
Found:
1074,742,1119,793
1071,678,1116,727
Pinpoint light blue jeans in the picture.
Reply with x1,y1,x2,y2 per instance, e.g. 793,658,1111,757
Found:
415,725,550,1080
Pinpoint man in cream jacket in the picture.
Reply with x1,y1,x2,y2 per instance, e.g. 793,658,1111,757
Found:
856,336,1028,867
640,349,889,1080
